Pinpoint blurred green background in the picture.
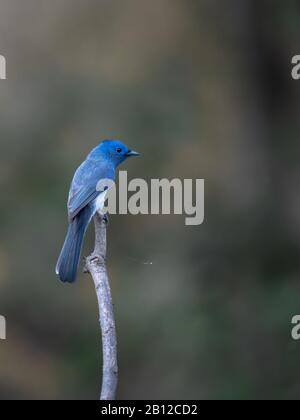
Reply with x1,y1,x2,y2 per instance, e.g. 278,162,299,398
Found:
1,0,300,400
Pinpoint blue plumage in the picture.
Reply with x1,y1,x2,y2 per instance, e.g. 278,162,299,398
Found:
56,139,139,283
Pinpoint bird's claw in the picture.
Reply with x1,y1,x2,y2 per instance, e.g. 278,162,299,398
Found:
102,213,109,224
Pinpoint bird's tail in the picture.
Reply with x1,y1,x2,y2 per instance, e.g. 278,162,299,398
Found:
56,206,93,283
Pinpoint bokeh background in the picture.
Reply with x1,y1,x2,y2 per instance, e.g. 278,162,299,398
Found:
1,0,300,400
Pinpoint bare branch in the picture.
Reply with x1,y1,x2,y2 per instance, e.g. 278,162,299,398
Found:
84,213,118,400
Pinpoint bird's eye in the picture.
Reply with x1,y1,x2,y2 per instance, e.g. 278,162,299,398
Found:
116,148,122,153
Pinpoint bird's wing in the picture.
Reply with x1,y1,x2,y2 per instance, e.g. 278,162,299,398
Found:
67,158,115,221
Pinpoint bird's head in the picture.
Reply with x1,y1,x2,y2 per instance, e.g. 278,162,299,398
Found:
91,139,140,166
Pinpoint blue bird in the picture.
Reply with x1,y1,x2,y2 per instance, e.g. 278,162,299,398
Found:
56,139,140,283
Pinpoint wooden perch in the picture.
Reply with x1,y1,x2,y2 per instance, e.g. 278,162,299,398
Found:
84,213,118,400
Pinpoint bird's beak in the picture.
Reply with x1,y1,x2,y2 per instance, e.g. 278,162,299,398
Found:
126,150,140,157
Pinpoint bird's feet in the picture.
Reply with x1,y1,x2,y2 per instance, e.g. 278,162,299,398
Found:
101,213,109,225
